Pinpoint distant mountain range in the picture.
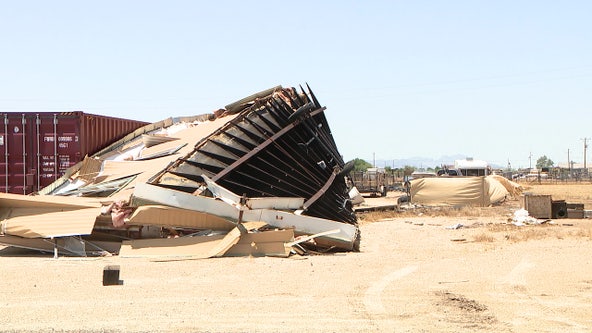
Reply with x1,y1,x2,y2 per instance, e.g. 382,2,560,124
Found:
362,155,504,169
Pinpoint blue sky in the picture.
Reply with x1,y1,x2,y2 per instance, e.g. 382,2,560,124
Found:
1,1,591,169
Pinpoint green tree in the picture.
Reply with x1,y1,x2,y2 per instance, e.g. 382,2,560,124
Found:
352,158,373,172
536,155,554,169
402,165,416,176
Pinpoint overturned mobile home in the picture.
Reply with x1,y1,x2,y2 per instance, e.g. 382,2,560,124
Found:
0,85,360,257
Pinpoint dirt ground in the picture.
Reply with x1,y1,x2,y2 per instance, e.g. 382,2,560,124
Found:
1,183,591,332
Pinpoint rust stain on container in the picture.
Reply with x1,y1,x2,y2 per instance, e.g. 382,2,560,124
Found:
0,112,149,194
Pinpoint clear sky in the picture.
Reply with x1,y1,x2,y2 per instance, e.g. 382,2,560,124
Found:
1,1,591,169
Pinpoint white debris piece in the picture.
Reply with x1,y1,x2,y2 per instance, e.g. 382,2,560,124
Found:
445,223,464,230
512,208,541,226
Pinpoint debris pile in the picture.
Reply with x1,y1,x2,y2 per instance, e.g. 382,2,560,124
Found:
511,208,546,226
0,85,360,257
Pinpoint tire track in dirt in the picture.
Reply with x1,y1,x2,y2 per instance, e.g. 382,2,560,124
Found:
363,265,418,315
497,256,591,331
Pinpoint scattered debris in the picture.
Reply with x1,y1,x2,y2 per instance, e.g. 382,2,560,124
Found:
438,280,469,284
522,193,586,219
511,209,549,226
102,265,122,286
119,221,287,260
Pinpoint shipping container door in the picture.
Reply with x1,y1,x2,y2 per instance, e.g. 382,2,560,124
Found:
0,114,36,194
37,114,82,190
0,115,6,192
36,114,59,192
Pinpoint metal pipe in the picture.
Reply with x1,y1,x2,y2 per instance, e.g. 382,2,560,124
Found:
21,114,26,194
53,114,58,181
4,115,8,193
36,114,40,192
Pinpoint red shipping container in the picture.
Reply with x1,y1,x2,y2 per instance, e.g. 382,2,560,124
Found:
0,112,149,194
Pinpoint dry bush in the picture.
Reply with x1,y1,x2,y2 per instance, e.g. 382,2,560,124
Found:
423,205,513,218
487,224,517,233
357,210,400,225
473,233,496,243
484,224,569,242
519,227,561,241
357,204,513,225
571,226,592,239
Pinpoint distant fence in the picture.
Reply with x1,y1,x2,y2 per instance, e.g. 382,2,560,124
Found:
512,169,592,184
357,169,592,188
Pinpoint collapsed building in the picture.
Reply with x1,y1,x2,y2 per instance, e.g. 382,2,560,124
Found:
0,85,360,258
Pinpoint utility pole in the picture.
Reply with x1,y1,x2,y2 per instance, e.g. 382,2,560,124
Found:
528,152,532,171
582,138,590,171
568,149,571,173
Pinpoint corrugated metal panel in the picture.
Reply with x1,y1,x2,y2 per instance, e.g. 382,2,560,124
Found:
0,112,149,194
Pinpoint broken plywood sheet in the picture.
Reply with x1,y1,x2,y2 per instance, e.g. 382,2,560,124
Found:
141,134,180,148
286,229,340,247
137,114,240,161
119,228,292,259
1,207,100,238
0,192,102,209
119,221,267,259
119,233,235,259
225,228,293,257
100,160,150,181
78,156,103,182
135,144,187,161
126,205,235,231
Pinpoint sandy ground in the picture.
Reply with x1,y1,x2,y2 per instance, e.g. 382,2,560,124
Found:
1,194,592,332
